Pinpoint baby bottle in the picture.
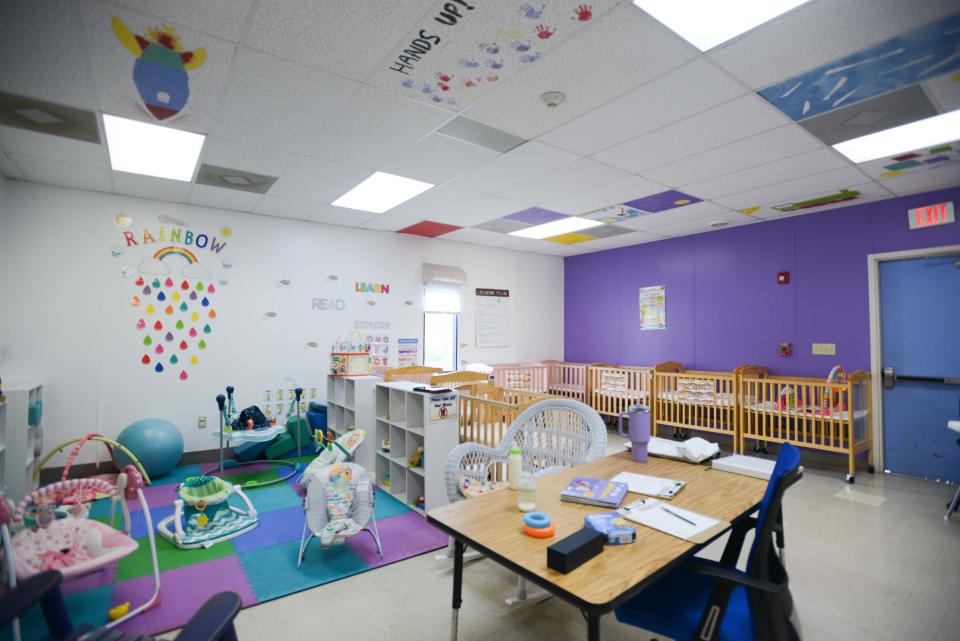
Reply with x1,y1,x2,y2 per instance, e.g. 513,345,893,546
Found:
508,446,522,490
517,472,537,512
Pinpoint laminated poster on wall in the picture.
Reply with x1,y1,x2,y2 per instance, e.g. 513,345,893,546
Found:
353,320,393,369
428,394,458,422
639,285,666,331
475,288,511,348
398,338,420,367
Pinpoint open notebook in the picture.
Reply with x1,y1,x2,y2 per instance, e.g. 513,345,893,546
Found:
617,498,729,544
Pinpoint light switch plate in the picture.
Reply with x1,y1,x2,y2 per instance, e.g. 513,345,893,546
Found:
198,416,207,429
812,343,836,356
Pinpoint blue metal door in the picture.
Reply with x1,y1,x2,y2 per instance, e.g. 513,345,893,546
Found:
880,254,960,482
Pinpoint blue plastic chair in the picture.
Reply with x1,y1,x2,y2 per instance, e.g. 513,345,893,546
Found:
615,443,803,641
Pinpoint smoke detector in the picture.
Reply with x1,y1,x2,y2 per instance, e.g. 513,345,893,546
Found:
540,91,566,108
708,220,729,228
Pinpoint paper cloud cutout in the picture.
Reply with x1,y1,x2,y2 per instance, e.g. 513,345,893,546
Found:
138,257,171,276
181,262,213,279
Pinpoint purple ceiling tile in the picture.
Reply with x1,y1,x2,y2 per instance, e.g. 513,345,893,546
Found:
503,207,568,225
923,156,950,164
623,190,702,213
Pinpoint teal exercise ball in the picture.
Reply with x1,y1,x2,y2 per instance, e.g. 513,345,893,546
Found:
115,418,184,478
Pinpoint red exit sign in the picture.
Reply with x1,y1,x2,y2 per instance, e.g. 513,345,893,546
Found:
908,201,954,230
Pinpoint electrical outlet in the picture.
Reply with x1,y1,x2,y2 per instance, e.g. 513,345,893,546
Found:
198,416,207,429
812,343,836,356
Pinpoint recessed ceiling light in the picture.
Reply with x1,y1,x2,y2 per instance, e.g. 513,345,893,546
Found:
833,109,960,163
14,107,62,125
509,216,603,239
332,171,434,213
632,0,812,51
220,174,251,185
103,113,205,182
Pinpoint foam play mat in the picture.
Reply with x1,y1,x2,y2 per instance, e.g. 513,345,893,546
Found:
10,458,448,638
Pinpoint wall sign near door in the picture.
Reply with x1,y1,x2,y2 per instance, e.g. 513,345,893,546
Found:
907,201,954,230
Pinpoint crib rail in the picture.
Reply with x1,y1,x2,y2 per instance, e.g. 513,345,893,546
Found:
588,365,653,417
490,363,550,393
458,387,552,449
383,365,441,383
653,369,739,439
543,361,589,401
431,370,490,389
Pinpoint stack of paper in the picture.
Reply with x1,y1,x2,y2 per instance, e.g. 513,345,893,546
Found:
617,498,728,543
609,472,685,499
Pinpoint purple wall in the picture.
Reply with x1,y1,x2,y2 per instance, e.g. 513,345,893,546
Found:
564,186,960,377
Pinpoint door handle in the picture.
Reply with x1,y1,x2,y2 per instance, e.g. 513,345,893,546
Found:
882,365,960,388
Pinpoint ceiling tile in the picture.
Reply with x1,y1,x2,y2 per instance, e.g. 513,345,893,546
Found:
109,0,256,41
113,171,191,202
879,164,960,196
0,0,99,109
710,0,960,89
539,59,746,155
398,220,462,237
712,166,871,210
923,73,960,113
188,183,262,212
361,214,421,232
304,86,450,167
384,185,483,219
198,136,297,179
446,141,578,193
750,182,891,219
641,125,824,187
494,158,627,204
576,230,665,251
434,194,531,227
212,48,359,153
442,227,519,247
473,217,530,234
540,174,666,215
11,154,112,192
0,150,25,179
310,203,378,227
502,207,567,225
0,126,109,167
593,94,791,173
462,2,696,139
616,201,733,231
378,133,499,184
252,194,325,220
269,156,371,203
245,0,434,81
650,211,756,238
80,1,236,134
680,148,852,200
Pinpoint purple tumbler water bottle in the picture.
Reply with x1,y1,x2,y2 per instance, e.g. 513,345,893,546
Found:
619,404,651,462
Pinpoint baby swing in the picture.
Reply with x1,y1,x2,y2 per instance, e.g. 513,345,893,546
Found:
5,435,161,629
298,461,382,568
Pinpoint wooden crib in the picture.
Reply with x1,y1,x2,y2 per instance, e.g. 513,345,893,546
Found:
430,370,490,389
383,365,441,383
652,362,768,446
739,370,872,482
489,362,550,393
458,387,551,448
588,364,653,419
543,361,592,402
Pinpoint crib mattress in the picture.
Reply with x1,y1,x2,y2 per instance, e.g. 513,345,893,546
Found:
745,401,868,421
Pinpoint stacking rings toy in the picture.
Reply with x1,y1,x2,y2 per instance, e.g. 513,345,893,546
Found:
523,523,556,538
523,512,551,529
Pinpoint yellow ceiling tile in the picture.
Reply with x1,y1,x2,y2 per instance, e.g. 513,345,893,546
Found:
544,232,597,244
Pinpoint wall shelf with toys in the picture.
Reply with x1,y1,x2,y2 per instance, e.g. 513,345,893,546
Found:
373,381,458,513
326,374,379,473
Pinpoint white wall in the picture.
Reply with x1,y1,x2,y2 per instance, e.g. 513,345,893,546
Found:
3,181,564,463
0,176,7,364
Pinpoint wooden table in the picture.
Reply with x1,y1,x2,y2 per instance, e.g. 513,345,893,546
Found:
427,452,768,641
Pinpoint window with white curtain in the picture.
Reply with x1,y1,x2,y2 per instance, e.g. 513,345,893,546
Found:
423,284,460,372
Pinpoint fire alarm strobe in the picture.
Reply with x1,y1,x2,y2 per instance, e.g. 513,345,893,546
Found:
777,271,790,284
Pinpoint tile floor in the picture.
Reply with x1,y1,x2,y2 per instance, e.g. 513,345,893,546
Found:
160,431,959,641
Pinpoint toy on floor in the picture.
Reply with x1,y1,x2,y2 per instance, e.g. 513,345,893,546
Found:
7,443,161,630
298,429,367,486
156,474,258,549
114,417,184,478
298,462,382,567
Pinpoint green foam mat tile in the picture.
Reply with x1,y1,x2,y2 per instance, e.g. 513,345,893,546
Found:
115,533,235,581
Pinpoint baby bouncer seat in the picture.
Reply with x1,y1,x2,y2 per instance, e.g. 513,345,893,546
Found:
298,462,382,568
157,475,257,549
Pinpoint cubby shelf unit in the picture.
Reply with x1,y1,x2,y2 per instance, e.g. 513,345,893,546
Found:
326,375,379,473
374,381,459,514
1,383,44,503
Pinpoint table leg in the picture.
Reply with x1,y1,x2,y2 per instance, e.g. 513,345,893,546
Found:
451,539,464,641
587,612,601,641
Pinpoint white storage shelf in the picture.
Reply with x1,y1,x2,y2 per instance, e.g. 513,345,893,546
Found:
374,381,459,514
326,375,380,473
2,383,44,503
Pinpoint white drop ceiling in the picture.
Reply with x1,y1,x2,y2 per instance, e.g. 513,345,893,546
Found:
0,0,959,257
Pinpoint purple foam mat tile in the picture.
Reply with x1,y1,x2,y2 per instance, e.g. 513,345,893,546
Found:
502,207,568,225
623,190,702,213
112,556,258,636
231,505,303,553
62,563,117,595
348,511,447,566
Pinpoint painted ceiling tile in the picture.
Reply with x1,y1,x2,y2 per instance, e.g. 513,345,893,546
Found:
622,190,702,213
579,203,644,224
544,232,596,244
473,217,530,233
502,206,567,225
758,13,960,121
397,220,463,237
857,139,960,181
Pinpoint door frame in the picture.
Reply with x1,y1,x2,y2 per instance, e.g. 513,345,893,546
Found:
867,243,960,473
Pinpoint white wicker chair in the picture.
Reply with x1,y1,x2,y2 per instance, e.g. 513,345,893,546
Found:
443,398,607,605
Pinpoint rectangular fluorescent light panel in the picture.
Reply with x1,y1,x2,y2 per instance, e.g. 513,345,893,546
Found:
332,171,434,213
833,109,960,163
633,0,811,51
103,114,205,181
509,216,602,239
